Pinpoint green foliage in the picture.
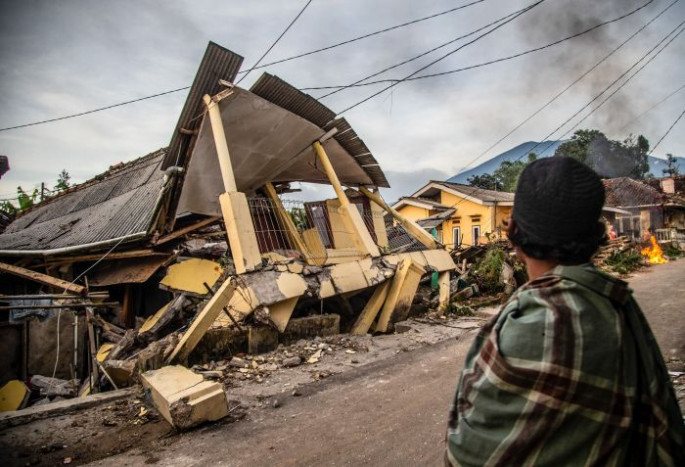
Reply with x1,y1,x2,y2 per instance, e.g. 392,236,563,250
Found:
467,152,537,192
446,303,474,317
663,154,680,177
467,173,502,191
55,169,71,191
16,186,38,211
472,245,506,293
604,249,644,275
664,242,682,258
288,207,307,231
554,129,650,179
1,200,17,215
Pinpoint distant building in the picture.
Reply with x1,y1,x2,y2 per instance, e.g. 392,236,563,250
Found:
392,181,514,249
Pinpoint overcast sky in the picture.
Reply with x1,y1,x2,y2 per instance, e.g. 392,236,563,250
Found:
0,0,683,203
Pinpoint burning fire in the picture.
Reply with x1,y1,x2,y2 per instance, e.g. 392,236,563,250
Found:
641,236,668,264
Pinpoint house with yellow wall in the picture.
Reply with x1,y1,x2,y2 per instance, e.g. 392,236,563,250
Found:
392,181,514,249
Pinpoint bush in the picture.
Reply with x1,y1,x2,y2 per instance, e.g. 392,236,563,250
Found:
472,245,506,293
664,242,683,258
605,249,644,275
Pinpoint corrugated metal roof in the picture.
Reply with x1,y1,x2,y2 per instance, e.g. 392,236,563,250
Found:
0,150,167,254
162,42,244,170
250,74,336,128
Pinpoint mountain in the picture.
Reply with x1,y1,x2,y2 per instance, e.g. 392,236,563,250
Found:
447,141,564,184
448,141,685,183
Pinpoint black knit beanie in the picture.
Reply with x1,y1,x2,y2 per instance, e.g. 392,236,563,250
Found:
512,157,605,245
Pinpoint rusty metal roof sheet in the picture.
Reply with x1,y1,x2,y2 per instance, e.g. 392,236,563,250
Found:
0,150,167,254
162,42,244,170
603,177,665,207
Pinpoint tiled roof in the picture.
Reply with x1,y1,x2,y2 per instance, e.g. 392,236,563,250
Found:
603,177,665,207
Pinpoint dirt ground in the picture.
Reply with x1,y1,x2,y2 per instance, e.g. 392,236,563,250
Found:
2,259,684,466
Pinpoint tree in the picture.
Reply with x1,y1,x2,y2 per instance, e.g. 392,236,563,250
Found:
663,153,680,177
55,169,71,191
467,173,502,191
468,153,538,192
554,129,650,179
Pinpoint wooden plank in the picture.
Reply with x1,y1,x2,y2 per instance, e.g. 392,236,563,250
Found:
0,261,85,295
263,182,314,264
46,249,168,265
153,217,220,246
350,282,390,335
167,278,237,363
85,308,100,394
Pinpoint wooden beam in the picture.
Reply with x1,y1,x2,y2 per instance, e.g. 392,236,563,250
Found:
167,278,237,364
46,249,168,265
263,182,314,264
85,308,100,394
121,285,133,328
350,282,390,335
0,261,85,295
154,217,220,246
359,186,438,249
203,94,237,193
312,142,380,258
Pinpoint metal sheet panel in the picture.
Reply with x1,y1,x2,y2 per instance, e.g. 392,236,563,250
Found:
162,42,244,170
88,255,171,286
0,151,167,253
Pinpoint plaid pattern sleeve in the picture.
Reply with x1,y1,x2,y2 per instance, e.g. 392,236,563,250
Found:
446,264,685,467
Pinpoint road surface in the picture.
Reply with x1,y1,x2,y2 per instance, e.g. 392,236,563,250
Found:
94,260,685,467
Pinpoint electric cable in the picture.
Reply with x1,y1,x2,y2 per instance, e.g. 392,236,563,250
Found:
236,0,314,85
336,0,546,116
650,107,685,154
302,0,658,92
619,82,685,131
246,0,487,72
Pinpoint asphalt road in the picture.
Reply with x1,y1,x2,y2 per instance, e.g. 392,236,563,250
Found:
94,260,685,467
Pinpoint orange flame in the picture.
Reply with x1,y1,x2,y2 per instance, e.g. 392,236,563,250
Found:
641,236,668,264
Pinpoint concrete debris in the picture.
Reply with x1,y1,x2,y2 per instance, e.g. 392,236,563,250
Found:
141,365,229,430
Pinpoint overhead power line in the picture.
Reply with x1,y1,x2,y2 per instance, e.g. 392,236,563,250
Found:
447,16,684,210
244,0,487,72
448,0,670,178
650,107,685,154
236,0,314,85
336,0,547,115
302,0,657,92
618,81,685,131
0,1,485,133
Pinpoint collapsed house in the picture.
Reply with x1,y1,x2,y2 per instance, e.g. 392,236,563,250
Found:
0,42,455,411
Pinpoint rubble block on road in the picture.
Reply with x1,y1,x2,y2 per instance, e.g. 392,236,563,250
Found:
141,365,229,430
280,314,341,345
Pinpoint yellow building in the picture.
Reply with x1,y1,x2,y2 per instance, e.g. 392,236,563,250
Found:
392,181,514,249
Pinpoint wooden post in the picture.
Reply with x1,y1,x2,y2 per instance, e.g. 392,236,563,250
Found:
437,271,450,315
85,308,100,394
264,182,313,264
312,141,380,257
203,94,237,193
167,278,238,364
121,285,133,328
358,186,439,249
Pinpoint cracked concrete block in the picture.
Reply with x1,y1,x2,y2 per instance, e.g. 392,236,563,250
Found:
141,365,229,430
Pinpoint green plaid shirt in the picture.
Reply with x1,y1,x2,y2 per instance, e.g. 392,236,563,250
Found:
446,264,685,466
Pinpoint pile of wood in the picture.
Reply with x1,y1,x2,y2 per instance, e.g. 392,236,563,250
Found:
593,236,634,266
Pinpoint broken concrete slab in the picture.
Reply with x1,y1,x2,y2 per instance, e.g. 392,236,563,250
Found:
0,380,30,412
141,365,229,430
375,259,425,333
159,258,222,296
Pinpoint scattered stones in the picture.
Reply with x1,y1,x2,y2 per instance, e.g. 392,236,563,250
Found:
282,356,302,368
